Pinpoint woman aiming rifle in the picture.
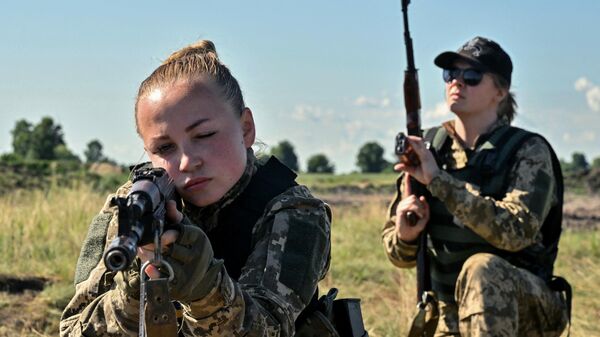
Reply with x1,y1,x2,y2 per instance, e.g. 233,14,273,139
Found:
60,40,332,336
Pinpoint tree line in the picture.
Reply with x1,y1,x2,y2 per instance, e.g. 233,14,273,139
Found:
2,116,115,165
2,116,600,184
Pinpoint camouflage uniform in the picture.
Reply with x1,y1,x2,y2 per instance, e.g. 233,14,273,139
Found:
382,118,568,336
60,152,331,337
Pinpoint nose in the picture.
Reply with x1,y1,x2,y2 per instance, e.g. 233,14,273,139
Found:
179,148,201,172
450,78,464,88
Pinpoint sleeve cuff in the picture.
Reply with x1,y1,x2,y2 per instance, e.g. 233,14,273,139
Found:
185,267,235,319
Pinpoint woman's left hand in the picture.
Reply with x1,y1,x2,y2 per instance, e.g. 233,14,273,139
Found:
394,135,440,185
137,200,182,278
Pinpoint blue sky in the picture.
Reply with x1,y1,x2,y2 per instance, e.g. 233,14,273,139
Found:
1,1,599,172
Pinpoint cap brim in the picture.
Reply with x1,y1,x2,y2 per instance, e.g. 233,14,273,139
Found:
434,51,485,70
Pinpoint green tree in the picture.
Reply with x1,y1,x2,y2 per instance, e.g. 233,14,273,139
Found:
356,141,389,173
592,156,600,169
306,154,334,174
54,144,80,162
85,139,105,164
571,152,589,173
270,140,299,172
28,117,66,160
11,119,33,158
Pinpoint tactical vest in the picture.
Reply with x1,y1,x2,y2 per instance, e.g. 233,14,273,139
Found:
206,156,298,280
207,156,332,335
423,125,564,303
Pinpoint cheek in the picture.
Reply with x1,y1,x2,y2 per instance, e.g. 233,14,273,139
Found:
149,154,180,177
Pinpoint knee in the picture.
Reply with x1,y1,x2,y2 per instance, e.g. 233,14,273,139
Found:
455,253,514,301
460,253,503,280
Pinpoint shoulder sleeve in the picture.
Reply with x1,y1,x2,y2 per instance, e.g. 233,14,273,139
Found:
60,182,140,336
179,185,331,337
427,135,557,251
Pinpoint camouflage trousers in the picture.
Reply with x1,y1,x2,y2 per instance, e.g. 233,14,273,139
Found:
434,253,568,337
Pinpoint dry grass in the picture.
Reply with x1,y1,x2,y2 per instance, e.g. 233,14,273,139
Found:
0,184,104,336
0,186,598,336
318,193,600,337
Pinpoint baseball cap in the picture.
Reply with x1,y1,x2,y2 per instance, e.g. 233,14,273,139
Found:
434,36,513,85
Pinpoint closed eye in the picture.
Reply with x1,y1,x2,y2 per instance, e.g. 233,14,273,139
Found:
152,143,175,155
194,131,217,139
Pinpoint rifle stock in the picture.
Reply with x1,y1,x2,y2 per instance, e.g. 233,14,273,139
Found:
396,0,431,304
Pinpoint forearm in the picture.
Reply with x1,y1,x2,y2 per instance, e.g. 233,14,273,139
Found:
382,173,419,267
60,280,139,336
382,218,418,268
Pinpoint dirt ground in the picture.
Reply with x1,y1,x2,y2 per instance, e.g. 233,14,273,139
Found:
563,193,600,230
320,192,600,231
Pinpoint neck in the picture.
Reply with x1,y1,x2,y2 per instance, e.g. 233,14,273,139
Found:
454,110,498,148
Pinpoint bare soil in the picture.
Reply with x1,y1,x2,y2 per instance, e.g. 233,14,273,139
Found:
320,192,600,231
563,193,600,231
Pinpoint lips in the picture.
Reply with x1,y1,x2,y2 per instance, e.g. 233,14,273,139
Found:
449,91,464,99
183,177,211,191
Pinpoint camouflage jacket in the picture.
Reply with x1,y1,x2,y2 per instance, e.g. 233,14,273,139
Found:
60,153,332,337
382,118,558,268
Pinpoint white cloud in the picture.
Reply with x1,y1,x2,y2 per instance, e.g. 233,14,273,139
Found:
291,104,335,122
562,131,596,143
353,94,393,108
586,86,600,112
574,77,591,91
425,102,450,119
574,77,600,112
583,131,596,142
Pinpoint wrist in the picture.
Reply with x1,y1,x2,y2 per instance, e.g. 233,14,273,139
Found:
185,266,235,319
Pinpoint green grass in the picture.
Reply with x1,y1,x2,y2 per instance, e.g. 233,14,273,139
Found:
0,182,598,336
297,172,398,193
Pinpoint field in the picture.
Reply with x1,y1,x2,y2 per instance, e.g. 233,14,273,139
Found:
0,176,599,336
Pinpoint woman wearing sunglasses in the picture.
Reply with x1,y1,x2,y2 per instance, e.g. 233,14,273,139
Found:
382,37,569,336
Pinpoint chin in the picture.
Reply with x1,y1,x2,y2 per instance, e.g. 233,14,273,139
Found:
181,191,219,208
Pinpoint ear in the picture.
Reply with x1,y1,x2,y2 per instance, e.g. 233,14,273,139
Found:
240,107,256,148
495,87,508,103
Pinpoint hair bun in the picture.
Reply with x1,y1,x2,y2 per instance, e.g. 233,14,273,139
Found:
162,40,218,65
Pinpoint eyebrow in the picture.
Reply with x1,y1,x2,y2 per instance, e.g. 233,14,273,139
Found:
185,118,210,132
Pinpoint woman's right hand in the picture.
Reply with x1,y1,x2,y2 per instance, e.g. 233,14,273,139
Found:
395,195,430,243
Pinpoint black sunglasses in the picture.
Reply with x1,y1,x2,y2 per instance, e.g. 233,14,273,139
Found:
443,68,485,86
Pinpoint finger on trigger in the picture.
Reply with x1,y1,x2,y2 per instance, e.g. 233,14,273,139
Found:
161,229,179,246
166,200,183,223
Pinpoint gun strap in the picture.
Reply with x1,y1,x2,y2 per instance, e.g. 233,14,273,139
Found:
143,277,178,337
407,291,439,337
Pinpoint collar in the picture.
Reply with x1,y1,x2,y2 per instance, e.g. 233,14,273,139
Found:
441,116,510,150
182,148,258,232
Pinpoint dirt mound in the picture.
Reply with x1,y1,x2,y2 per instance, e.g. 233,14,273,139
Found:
0,275,49,293
563,193,600,231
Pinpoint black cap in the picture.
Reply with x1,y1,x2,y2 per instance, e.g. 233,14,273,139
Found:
434,36,513,85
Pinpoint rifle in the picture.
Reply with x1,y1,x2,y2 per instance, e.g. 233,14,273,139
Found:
103,166,180,337
395,1,439,336
103,166,177,272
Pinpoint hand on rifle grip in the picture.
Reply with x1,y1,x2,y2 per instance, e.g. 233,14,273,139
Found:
404,173,420,227
395,132,421,167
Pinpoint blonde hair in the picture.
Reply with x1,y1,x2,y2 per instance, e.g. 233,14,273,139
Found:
491,74,517,123
135,40,245,131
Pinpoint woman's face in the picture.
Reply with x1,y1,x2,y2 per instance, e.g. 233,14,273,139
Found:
445,61,505,118
136,80,255,207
